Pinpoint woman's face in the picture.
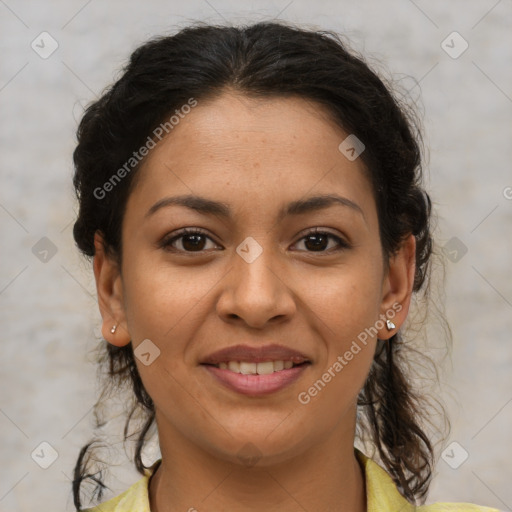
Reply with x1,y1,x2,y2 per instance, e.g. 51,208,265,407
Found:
95,89,414,466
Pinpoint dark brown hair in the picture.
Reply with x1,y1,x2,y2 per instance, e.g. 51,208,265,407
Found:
71,20,450,510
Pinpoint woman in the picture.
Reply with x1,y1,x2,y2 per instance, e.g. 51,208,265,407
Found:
71,21,499,512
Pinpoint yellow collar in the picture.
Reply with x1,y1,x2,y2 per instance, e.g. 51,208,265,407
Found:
355,447,415,512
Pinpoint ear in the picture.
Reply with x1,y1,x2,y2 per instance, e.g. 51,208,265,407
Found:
93,231,131,347
377,234,416,340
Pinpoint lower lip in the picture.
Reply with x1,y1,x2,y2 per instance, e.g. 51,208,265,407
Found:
201,364,309,396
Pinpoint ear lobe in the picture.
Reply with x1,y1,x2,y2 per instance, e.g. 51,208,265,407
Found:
378,234,416,340
93,231,131,347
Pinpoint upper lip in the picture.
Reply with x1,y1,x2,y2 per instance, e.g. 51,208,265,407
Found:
200,344,311,365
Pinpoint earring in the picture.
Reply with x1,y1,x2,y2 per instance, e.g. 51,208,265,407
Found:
110,325,117,334
386,319,396,331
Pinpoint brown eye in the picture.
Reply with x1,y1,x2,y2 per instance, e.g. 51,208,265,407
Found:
160,228,218,253
159,228,349,255
293,230,349,253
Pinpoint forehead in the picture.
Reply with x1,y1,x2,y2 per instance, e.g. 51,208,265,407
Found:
126,90,376,225
146,90,350,166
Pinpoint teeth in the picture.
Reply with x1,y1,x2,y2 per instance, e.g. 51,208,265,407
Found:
273,360,284,371
240,362,257,375
227,361,239,372
256,361,274,375
214,360,303,374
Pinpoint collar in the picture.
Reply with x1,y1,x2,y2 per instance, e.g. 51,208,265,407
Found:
355,447,416,512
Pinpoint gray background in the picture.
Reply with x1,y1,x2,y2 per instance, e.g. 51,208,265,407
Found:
1,1,511,510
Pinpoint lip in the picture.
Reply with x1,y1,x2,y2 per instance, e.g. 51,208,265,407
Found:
200,344,311,365
202,363,310,396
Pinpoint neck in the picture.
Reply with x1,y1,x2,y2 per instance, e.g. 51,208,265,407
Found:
149,419,366,512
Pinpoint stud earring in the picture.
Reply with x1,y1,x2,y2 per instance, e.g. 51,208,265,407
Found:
386,319,396,331
111,325,117,334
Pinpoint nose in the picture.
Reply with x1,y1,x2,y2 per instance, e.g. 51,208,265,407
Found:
216,241,296,328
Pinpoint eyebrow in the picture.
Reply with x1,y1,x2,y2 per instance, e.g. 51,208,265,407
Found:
145,193,365,222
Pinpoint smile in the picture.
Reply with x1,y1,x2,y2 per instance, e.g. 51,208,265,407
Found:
201,361,311,396
210,360,306,374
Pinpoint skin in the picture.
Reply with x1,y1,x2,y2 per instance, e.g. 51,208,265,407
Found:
93,89,416,512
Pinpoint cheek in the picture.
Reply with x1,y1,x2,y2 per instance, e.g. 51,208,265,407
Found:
309,260,383,337
300,281,377,418
303,256,382,390
122,254,209,341
121,260,208,405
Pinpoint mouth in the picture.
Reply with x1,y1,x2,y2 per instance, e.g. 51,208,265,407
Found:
201,359,311,396
200,343,311,366
199,344,312,396
202,360,310,375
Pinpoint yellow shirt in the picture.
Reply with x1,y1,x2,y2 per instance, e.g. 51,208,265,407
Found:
83,448,500,511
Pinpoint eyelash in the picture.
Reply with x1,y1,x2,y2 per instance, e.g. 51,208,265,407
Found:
159,227,350,255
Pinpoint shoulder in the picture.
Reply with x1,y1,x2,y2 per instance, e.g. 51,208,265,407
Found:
355,448,500,512
80,490,125,512
80,470,153,512
417,504,501,511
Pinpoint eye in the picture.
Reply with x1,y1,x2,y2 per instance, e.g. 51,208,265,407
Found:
159,228,219,253
160,227,349,255
292,228,350,253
